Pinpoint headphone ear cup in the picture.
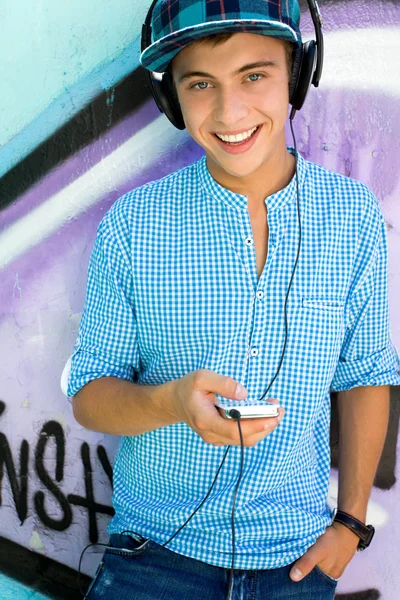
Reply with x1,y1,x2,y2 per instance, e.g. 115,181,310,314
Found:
162,72,185,130
289,46,303,105
145,70,185,130
289,40,317,111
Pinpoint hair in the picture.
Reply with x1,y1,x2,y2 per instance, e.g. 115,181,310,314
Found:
166,32,294,98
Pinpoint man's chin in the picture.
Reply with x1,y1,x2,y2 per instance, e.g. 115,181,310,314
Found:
206,152,267,180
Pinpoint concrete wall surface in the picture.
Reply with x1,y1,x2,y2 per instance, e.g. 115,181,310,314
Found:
0,1,399,599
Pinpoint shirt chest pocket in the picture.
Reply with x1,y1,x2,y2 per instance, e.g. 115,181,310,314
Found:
302,297,345,312
289,296,346,379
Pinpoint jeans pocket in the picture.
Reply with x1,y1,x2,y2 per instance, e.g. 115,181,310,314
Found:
84,560,104,599
313,565,339,586
105,533,156,558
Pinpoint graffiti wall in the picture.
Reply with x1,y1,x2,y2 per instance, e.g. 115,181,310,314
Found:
0,0,399,598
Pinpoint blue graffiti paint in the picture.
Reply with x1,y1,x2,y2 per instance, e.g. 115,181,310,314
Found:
0,573,52,599
0,38,141,179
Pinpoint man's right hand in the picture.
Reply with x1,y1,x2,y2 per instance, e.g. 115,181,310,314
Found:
169,369,285,447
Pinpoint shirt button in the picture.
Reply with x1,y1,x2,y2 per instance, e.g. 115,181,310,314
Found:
245,236,254,246
250,347,259,357
256,291,264,300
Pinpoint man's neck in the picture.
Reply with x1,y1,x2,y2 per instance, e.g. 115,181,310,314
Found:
206,144,296,207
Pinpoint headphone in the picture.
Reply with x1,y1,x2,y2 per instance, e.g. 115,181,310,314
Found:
141,0,324,130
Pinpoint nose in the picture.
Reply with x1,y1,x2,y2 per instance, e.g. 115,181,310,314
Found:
213,88,250,128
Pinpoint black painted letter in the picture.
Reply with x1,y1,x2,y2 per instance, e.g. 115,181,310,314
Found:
34,421,72,530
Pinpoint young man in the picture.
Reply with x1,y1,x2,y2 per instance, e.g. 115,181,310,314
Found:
67,1,400,598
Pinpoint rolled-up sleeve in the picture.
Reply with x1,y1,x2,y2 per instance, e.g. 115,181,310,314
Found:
67,208,140,397
330,214,400,392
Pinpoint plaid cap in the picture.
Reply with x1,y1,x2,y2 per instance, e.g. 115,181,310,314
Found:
140,0,302,73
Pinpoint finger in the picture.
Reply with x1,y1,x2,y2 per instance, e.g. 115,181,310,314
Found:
213,415,272,443
193,370,248,401
241,415,286,446
191,397,285,445
193,410,270,445
232,412,285,446
290,543,326,582
204,410,285,446
237,429,275,447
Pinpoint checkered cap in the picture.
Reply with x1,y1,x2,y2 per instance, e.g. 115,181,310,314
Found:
140,0,302,73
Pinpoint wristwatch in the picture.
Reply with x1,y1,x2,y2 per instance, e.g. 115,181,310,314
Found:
333,510,375,551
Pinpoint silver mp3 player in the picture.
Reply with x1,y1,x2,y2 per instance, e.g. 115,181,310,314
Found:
216,404,280,419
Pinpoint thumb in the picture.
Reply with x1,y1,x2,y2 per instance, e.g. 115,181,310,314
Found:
289,544,323,582
216,374,249,401
193,370,248,401
222,376,248,401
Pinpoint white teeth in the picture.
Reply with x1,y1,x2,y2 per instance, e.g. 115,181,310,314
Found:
215,126,258,143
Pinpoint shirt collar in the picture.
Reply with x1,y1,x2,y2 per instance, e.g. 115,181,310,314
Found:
197,147,307,213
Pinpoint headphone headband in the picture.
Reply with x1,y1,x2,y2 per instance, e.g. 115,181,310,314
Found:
307,0,324,86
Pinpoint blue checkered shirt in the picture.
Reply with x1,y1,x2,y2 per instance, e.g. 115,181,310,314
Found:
68,149,400,570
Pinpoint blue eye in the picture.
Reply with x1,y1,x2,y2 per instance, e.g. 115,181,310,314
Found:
192,82,209,90
248,73,263,82
191,73,264,90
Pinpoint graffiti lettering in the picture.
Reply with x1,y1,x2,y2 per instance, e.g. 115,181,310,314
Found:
97,445,113,486
34,421,72,531
68,442,114,543
0,402,29,524
0,401,114,543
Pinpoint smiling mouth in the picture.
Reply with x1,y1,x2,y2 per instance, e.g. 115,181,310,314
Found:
213,125,261,145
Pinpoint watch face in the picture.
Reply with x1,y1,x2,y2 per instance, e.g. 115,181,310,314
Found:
358,525,375,550
365,525,375,544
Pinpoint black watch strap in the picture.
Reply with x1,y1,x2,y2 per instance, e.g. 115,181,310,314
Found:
333,510,375,551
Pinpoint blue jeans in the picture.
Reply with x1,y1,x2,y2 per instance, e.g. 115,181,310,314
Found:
85,534,337,599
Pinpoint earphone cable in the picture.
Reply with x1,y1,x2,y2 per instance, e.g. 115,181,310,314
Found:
226,414,245,600
160,444,231,547
78,542,108,598
224,119,302,599
78,446,231,597
78,120,302,600
259,115,302,403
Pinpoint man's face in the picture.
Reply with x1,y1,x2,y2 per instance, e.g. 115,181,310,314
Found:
171,33,291,185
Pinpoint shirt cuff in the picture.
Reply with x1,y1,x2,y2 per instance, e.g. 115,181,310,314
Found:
330,343,400,392
66,350,135,397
